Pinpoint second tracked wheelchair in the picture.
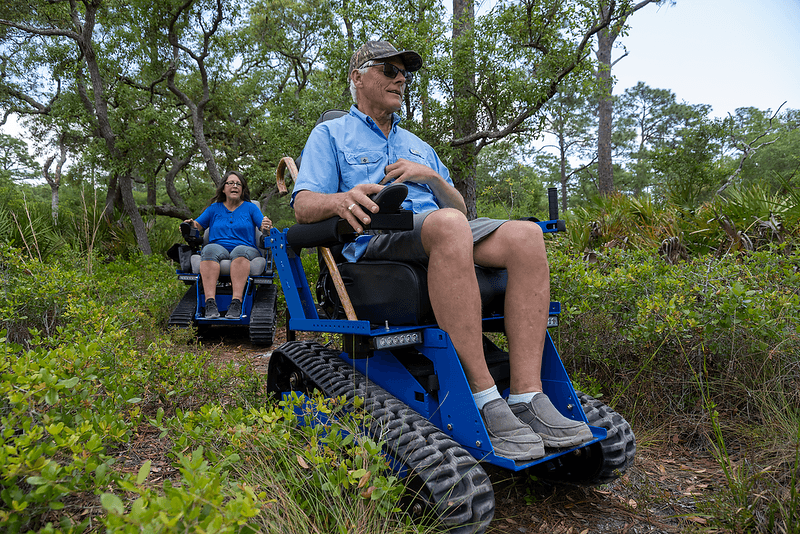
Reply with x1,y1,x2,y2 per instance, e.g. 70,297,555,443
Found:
167,200,278,346
263,109,636,534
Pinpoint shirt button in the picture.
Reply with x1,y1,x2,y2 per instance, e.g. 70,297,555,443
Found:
361,157,368,163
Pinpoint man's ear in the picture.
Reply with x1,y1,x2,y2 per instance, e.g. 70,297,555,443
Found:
351,69,362,87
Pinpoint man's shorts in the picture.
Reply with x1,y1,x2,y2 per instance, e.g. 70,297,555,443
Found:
362,210,507,263
200,243,261,262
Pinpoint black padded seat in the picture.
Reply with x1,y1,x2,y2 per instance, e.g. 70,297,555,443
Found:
326,260,508,326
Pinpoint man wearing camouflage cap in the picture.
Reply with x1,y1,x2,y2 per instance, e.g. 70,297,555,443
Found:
291,40,593,461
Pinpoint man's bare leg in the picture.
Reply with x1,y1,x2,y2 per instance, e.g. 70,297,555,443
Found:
420,209,494,392
473,221,593,447
421,209,544,459
473,220,550,394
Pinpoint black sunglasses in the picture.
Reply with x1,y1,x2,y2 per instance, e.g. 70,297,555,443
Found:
368,62,414,83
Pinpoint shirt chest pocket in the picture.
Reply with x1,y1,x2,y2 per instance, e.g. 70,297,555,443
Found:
342,151,385,187
404,146,428,164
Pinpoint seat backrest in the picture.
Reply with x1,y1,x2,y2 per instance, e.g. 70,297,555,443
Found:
296,109,348,170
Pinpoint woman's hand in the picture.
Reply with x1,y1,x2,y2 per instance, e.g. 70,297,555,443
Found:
261,216,273,232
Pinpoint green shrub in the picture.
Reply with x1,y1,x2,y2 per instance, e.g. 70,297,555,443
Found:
549,245,800,425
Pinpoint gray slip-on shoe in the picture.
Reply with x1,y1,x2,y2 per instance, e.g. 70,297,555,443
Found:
480,398,545,461
510,393,594,448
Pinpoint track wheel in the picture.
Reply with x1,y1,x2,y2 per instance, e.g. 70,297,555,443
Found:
266,349,315,396
250,283,278,346
167,283,197,328
266,341,495,533
533,390,636,486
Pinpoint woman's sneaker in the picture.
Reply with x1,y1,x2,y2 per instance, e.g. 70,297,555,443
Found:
205,298,220,318
226,298,242,319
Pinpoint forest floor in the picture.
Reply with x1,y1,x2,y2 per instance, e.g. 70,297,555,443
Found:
157,326,725,533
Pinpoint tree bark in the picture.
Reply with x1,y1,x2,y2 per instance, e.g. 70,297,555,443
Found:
452,0,478,219
595,0,662,196
71,0,152,253
42,134,67,223
595,20,615,196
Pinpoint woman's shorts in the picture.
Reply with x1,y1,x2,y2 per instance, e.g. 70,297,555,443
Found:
362,210,507,263
200,243,260,262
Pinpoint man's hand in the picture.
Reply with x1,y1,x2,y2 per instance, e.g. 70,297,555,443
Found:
381,158,467,214
381,158,440,187
336,183,384,233
294,183,384,234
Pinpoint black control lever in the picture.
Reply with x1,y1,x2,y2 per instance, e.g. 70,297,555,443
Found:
180,222,204,249
287,183,413,252
336,182,412,234
368,183,408,213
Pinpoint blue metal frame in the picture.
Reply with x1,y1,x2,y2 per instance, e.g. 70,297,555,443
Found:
269,220,606,472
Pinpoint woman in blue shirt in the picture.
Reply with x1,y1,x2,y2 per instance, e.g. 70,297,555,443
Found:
183,171,272,319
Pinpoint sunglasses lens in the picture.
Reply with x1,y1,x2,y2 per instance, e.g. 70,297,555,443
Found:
382,64,413,83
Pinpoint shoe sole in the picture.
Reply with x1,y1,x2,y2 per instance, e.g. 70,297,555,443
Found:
539,429,595,449
498,445,545,461
489,436,546,461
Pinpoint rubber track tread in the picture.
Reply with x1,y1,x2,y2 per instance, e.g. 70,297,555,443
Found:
274,341,495,534
577,390,636,485
250,284,277,346
168,284,196,328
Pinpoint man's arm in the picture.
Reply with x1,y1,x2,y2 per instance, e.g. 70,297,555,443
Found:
294,182,384,234
381,159,467,215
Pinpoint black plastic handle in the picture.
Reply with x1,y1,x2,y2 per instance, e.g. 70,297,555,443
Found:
548,187,558,221
369,183,408,213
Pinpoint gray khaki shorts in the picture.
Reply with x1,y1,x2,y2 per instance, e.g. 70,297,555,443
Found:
201,243,260,262
362,210,507,263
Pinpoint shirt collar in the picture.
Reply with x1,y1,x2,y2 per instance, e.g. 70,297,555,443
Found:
350,105,402,133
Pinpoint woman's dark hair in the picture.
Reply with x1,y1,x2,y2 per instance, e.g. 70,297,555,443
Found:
209,170,252,204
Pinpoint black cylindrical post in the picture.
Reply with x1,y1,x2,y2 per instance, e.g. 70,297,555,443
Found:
548,187,558,221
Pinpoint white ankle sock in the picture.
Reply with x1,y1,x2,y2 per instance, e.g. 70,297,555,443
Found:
473,385,501,410
507,391,541,406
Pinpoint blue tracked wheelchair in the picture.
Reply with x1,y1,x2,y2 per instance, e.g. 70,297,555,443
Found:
167,204,278,346
265,111,635,533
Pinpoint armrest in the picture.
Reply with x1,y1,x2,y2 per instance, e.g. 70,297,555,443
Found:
285,183,413,251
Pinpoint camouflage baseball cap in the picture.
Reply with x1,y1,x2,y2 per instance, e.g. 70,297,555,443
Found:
348,41,423,75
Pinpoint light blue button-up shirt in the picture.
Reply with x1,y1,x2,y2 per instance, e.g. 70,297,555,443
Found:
291,105,453,261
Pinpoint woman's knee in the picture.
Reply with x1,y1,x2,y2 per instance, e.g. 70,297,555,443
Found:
200,243,229,262
230,245,259,261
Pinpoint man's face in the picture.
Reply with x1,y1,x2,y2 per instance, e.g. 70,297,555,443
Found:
357,57,407,114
